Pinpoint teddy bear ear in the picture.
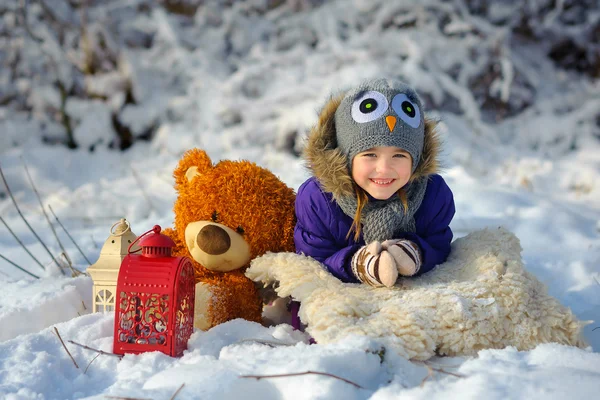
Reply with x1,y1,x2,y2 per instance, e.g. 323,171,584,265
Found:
173,148,213,189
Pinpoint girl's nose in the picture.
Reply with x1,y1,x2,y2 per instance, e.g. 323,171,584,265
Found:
376,158,392,173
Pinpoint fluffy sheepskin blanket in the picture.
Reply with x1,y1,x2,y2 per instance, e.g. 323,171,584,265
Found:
246,228,587,360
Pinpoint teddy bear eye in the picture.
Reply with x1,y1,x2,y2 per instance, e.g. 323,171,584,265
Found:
211,211,219,222
236,226,245,235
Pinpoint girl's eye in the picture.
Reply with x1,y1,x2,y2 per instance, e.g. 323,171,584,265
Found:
394,153,407,158
351,91,389,123
361,153,376,157
391,93,421,128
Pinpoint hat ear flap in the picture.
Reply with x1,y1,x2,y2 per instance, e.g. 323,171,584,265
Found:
173,148,213,190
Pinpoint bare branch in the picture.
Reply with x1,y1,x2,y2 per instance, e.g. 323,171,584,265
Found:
84,353,100,374
237,339,295,347
415,360,465,386
0,252,40,279
420,359,463,369
427,367,464,378
53,327,79,369
67,340,123,359
48,205,92,265
60,251,86,277
169,384,185,400
1,215,46,271
91,235,99,249
105,397,151,400
22,157,73,267
0,163,62,272
240,371,363,389
420,363,435,387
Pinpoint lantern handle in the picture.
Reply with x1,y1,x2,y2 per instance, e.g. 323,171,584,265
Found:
127,225,162,254
110,218,131,237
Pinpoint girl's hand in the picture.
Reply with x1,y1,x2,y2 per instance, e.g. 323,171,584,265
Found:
350,242,398,287
381,239,422,276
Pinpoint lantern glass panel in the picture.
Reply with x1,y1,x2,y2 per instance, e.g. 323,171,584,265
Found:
117,291,169,346
95,288,115,312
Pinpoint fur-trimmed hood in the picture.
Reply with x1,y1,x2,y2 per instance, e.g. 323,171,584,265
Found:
303,94,442,201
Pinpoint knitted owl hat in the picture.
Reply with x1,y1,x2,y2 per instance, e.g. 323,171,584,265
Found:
334,79,425,173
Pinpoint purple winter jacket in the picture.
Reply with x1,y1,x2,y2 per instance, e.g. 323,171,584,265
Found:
294,174,455,283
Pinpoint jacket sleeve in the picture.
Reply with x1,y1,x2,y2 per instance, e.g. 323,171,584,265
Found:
294,180,362,283
399,175,455,275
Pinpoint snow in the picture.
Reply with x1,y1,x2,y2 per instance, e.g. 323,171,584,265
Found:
1,0,600,399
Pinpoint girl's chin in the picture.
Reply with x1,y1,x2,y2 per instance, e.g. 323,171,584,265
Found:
365,188,398,200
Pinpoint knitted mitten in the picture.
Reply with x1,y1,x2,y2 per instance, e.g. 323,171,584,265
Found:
381,239,422,276
351,241,398,287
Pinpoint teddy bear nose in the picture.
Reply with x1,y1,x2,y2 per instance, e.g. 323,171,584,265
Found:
196,225,231,255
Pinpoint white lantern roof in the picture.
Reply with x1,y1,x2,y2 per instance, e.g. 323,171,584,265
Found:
88,218,139,281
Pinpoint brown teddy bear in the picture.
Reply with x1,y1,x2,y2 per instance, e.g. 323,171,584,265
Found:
163,148,296,330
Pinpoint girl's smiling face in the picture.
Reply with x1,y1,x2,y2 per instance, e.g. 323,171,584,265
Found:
351,146,412,200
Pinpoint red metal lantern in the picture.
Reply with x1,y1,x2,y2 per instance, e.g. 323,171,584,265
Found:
113,225,195,357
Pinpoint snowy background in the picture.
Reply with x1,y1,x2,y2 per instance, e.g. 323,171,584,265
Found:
1,0,600,398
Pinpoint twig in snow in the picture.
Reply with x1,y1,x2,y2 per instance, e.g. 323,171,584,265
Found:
169,384,185,400
0,163,62,272
420,363,435,387
22,157,73,267
240,371,363,389
48,205,92,265
0,215,46,271
593,276,600,332
53,327,79,369
416,360,465,386
67,340,123,359
0,252,40,279
418,359,462,369
130,165,157,215
424,363,464,378
105,397,152,400
59,251,86,277
237,338,295,347
84,353,100,374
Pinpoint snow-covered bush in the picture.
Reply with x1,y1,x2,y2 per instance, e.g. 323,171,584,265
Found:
0,0,598,155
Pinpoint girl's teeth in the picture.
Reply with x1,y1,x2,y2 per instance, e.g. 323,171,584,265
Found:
372,179,393,184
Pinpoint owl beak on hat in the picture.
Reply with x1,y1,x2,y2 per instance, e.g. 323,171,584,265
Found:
385,115,396,132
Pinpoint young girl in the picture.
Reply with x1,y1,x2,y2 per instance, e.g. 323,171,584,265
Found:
294,79,455,287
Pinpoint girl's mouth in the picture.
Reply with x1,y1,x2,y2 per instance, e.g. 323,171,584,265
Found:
370,178,395,186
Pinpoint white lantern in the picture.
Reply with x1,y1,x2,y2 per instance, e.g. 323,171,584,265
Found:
88,218,139,313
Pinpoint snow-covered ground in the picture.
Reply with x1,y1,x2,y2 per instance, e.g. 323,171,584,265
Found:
1,1,599,399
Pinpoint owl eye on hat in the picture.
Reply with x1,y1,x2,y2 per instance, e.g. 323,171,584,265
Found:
334,79,425,173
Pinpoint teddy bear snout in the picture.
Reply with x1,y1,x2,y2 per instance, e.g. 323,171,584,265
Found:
197,225,231,255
